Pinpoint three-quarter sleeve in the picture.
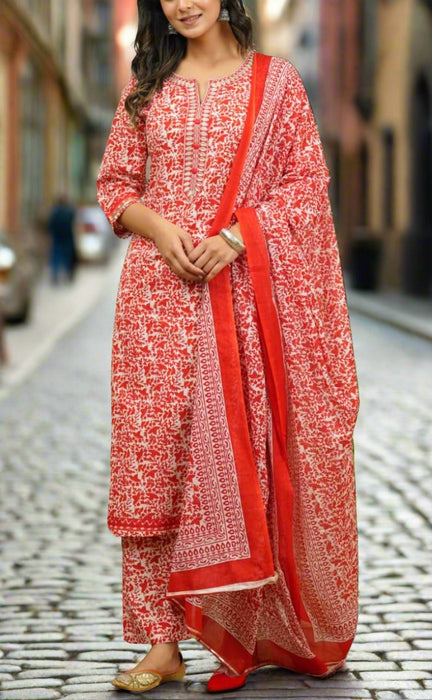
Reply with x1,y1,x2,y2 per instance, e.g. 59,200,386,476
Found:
97,78,148,238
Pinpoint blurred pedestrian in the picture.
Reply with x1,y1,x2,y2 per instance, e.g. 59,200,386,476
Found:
97,0,359,694
47,194,76,284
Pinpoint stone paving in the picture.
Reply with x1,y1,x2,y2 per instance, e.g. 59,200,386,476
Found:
0,281,431,700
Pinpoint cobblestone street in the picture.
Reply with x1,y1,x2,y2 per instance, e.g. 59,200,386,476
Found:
0,278,431,700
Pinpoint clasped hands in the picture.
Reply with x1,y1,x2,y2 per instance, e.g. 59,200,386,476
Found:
153,222,242,283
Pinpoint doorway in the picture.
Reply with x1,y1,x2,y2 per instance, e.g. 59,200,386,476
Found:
404,74,432,295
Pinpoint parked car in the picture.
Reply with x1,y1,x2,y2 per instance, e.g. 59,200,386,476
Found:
75,204,116,263
0,231,35,323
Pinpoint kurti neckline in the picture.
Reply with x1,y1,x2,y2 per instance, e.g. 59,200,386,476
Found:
170,50,254,88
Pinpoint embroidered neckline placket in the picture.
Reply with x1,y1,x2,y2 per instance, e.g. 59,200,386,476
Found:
171,52,254,202
185,82,213,201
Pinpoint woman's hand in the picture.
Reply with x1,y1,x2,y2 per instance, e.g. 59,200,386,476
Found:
152,221,206,282
118,203,204,282
188,235,239,283
118,202,243,283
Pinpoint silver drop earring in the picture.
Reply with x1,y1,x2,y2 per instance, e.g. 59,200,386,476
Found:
167,23,178,35
219,2,231,21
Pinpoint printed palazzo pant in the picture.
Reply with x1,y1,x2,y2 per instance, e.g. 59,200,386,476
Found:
122,536,191,644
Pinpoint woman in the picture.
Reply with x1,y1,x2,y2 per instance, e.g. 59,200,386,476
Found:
97,0,359,693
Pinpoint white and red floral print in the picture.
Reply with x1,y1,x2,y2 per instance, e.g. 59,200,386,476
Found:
122,535,190,644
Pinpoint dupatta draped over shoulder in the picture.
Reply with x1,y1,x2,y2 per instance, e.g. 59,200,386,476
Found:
97,53,359,677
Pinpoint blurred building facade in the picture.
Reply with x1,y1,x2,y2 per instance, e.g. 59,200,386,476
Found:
319,0,371,266
3,1,429,296
257,0,432,297
258,0,320,112
320,0,432,296
113,0,137,96
0,0,115,253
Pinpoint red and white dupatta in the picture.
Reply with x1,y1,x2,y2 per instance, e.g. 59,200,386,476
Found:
164,53,359,676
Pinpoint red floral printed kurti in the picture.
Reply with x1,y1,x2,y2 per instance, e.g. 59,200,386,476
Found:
97,52,359,677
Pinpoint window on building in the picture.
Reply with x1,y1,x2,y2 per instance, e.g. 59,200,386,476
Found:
82,0,113,105
412,76,432,235
299,30,316,50
0,54,7,230
95,0,110,32
328,141,341,230
382,127,395,230
359,142,369,227
20,0,52,38
19,59,46,228
356,0,377,120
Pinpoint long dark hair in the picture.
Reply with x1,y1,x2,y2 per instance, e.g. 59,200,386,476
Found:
125,0,254,124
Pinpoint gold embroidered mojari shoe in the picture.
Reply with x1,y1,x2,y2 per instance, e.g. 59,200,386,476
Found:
112,653,185,693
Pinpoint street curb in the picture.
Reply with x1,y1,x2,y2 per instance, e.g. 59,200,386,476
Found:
347,291,432,342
